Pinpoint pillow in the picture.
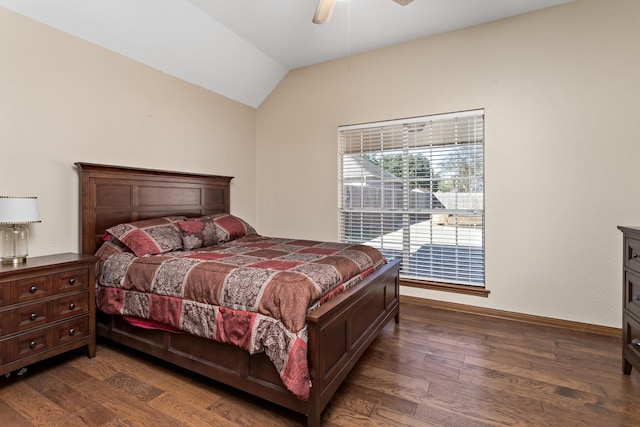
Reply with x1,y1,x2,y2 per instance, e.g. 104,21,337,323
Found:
177,216,218,250
105,216,186,256
95,235,133,262
99,234,133,253
211,213,258,243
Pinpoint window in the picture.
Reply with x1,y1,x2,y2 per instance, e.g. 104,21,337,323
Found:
339,109,485,287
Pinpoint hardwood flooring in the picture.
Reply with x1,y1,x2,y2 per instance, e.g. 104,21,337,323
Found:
1,301,639,426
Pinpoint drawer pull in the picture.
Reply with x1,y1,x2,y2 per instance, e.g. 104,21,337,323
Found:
632,338,640,347
69,328,75,336
29,286,37,293
634,252,639,259
69,303,75,310
29,340,36,349
634,295,640,301
29,313,37,321
69,278,75,285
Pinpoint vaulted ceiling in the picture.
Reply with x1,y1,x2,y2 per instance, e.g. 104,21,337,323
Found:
0,0,573,108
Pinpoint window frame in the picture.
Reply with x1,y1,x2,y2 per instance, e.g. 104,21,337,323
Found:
338,109,486,293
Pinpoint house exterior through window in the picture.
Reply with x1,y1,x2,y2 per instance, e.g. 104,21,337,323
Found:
338,109,485,287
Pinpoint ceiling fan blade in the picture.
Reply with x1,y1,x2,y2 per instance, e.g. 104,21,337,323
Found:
313,0,336,24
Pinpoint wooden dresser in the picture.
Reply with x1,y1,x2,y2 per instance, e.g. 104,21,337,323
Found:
0,253,97,376
618,226,640,375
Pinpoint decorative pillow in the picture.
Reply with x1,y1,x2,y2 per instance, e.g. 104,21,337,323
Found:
105,216,186,256
98,234,133,255
211,213,258,243
177,216,218,250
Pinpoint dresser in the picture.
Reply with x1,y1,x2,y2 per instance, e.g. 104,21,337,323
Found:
618,226,640,375
0,253,97,376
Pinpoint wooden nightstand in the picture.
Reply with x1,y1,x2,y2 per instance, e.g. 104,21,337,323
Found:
618,226,640,375
0,253,97,376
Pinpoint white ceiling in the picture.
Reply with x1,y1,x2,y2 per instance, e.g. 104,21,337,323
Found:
1,0,573,108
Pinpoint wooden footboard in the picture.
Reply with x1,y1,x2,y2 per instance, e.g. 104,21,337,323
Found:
96,258,400,426
305,257,400,425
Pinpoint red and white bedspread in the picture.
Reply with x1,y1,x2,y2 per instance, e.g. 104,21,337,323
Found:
95,235,386,400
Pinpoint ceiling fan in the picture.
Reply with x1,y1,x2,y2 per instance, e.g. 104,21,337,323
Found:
313,0,414,24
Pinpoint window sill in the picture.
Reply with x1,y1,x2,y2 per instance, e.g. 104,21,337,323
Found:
401,278,490,297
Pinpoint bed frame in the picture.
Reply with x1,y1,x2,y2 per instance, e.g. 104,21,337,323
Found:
76,162,400,426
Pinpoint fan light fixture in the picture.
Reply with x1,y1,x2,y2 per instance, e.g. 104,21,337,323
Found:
313,0,413,25
313,0,336,24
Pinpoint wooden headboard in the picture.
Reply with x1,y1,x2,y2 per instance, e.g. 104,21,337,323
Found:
76,163,233,255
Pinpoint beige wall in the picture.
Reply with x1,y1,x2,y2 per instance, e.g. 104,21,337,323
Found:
256,0,640,328
0,9,257,257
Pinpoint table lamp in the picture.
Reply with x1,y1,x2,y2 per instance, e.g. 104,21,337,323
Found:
0,196,41,265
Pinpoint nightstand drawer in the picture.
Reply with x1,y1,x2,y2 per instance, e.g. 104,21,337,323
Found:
55,293,89,320
2,315,90,365
624,312,640,362
13,275,52,303
625,270,640,319
55,317,89,346
625,238,640,273
55,269,89,293
13,328,52,361
15,302,49,332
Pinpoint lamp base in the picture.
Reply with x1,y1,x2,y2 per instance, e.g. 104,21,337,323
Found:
2,256,27,265
1,224,30,265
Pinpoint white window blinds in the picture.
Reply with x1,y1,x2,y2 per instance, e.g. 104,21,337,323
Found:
339,109,485,286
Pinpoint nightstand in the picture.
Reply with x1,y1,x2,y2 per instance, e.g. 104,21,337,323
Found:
0,253,97,376
618,226,640,375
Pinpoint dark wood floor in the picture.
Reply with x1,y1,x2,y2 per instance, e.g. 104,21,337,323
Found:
1,301,639,426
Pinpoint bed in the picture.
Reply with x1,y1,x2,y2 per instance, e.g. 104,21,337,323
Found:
76,162,400,426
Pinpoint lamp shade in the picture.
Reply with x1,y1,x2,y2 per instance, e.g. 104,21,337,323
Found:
0,196,41,224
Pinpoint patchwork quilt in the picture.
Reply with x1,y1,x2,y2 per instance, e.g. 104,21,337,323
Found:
95,235,386,400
